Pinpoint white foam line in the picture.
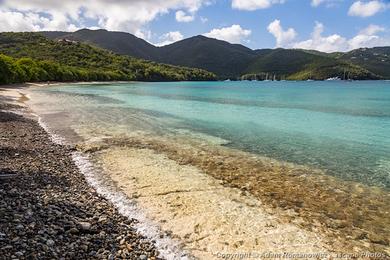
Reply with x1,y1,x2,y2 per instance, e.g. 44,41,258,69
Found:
72,152,190,260
32,111,191,259
36,116,67,145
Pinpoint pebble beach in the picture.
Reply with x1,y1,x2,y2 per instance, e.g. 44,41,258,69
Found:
0,87,160,259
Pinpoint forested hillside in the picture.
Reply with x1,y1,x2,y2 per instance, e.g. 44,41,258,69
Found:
243,49,379,80
42,29,390,80
0,32,216,85
338,47,390,79
42,29,159,60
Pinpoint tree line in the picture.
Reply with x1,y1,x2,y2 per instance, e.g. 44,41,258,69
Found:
0,32,216,85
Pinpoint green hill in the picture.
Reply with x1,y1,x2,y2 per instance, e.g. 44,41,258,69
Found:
338,47,390,79
0,32,216,85
156,36,258,79
31,29,390,80
41,29,160,61
42,29,389,80
244,49,379,80
45,30,257,79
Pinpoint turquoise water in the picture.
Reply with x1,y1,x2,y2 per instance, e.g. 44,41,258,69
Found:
36,81,390,188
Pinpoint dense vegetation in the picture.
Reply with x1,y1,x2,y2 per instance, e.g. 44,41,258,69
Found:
243,49,379,80
155,35,257,79
0,54,123,84
43,31,257,79
42,29,160,61
337,47,390,78
0,32,216,85
3,30,389,82
44,29,390,80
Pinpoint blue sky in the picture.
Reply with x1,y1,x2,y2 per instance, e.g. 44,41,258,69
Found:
0,0,389,52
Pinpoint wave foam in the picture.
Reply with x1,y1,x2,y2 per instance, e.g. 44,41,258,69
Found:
72,151,190,260
34,113,189,259
37,116,67,145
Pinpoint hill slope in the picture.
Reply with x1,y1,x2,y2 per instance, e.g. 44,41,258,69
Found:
41,29,159,61
46,30,257,78
40,31,70,39
338,47,390,79
244,49,379,80
39,29,389,80
0,32,216,84
157,36,258,79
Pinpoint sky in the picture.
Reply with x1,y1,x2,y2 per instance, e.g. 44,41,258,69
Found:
0,0,389,52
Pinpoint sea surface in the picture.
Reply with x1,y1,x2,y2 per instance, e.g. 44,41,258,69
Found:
29,81,390,188
25,81,390,256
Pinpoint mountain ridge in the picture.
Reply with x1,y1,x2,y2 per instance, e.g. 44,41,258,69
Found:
37,29,390,80
0,32,216,84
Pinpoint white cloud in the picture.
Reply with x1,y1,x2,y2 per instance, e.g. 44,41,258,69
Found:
267,19,296,47
348,1,389,17
348,24,389,49
203,24,251,44
311,0,341,7
175,10,194,22
155,31,184,46
359,24,385,35
200,16,208,23
288,22,390,52
0,0,210,39
0,10,79,32
311,0,325,6
293,22,348,52
0,10,44,32
231,0,284,10
134,29,152,41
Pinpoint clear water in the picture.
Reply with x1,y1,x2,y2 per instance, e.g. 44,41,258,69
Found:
32,81,390,188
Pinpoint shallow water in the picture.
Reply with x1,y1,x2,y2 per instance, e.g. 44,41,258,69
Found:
25,81,390,256
30,81,390,188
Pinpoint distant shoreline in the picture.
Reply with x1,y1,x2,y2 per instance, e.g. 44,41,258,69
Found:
1,78,389,90
0,81,133,89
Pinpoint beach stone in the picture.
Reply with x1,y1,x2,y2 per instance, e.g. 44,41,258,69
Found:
98,216,107,223
15,224,24,230
89,250,97,256
0,100,159,260
77,222,92,232
126,243,133,251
